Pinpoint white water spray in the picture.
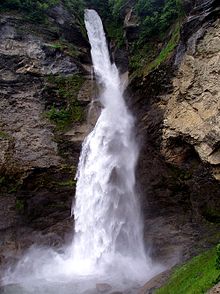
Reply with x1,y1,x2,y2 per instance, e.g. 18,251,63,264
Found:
1,10,163,293
69,8,149,276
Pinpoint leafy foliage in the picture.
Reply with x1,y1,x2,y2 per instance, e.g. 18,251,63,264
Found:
106,22,125,48
63,0,85,19
0,0,59,21
85,0,110,19
0,0,85,22
107,0,184,74
109,0,183,40
108,0,125,19
46,103,83,130
46,105,71,129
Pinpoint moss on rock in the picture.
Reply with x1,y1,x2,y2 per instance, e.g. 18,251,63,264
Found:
45,74,85,130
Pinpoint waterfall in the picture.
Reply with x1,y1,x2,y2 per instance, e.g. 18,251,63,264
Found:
1,9,163,294
69,9,149,277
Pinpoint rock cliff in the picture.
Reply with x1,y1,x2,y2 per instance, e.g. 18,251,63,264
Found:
129,0,220,263
0,8,94,265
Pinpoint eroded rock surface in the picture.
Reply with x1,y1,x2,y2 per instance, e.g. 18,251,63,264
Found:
163,19,220,175
0,11,93,265
130,0,220,266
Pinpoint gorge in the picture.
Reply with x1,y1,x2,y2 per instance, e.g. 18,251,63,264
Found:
0,0,220,293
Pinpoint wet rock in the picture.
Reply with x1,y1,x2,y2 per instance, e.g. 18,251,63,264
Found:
138,270,171,294
0,196,18,230
0,10,91,267
113,48,129,74
128,0,220,268
48,3,89,47
124,8,140,41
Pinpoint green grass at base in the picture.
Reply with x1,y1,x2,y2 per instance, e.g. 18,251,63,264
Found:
156,247,219,294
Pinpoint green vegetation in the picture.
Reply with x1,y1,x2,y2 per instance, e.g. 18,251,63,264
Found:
0,174,22,194
63,0,85,18
47,39,80,58
48,74,84,101
0,0,58,21
156,247,220,294
108,0,184,75
0,131,9,139
106,22,125,48
203,207,220,223
129,22,180,76
136,0,183,41
143,23,180,75
56,179,76,187
48,43,63,50
0,177,5,186
46,74,85,130
0,0,85,22
129,43,158,74
46,106,71,129
46,103,83,130
215,244,220,283
109,0,183,39
86,0,110,19
15,199,25,213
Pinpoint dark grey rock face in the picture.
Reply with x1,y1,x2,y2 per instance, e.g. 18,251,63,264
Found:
0,11,92,265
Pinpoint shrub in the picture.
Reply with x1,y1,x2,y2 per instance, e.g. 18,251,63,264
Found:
46,105,71,129
45,74,85,130
0,0,85,22
0,0,59,21
109,0,183,41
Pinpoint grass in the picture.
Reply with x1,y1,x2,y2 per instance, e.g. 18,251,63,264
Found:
156,247,220,294
143,23,180,76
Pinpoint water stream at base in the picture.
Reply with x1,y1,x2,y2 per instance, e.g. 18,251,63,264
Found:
1,10,163,294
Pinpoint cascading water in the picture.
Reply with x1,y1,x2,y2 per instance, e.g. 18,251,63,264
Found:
69,8,148,275
1,9,163,294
